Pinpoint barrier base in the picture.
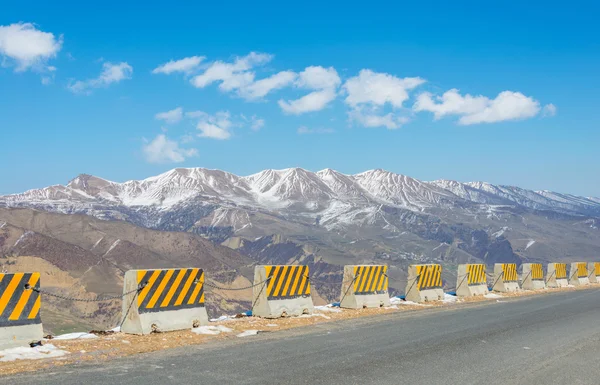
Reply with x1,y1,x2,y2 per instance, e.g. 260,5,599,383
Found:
406,288,444,303
546,278,568,288
456,284,487,298
569,277,590,287
252,296,314,318
522,280,546,291
340,293,390,309
121,307,209,335
0,323,44,350
492,282,520,293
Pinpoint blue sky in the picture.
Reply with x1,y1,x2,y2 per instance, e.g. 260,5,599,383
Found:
1,1,599,196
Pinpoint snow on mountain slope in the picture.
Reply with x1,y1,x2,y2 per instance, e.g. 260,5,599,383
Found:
243,168,334,210
465,182,600,215
316,169,374,203
353,169,461,209
1,168,599,224
429,180,511,205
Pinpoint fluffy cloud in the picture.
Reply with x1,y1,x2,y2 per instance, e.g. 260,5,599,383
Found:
142,134,198,163
342,69,424,128
279,88,337,115
190,52,272,92
68,62,133,94
413,89,544,125
278,66,341,114
155,107,183,124
188,111,234,140
240,70,297,100
0,22,63,72
152,56,204,75
348,108,410,130
297,126,335,135
343,70,425,108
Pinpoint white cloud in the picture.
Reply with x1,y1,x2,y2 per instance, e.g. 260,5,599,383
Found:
155,107,183,124
189,111,234,140
343,69,425,108
297,126,335,135
68,62,133,94
279,88,337,115
240,70,297,100
278,66,341,114
152,56,204,75
342,69,424,128
143,134,198,163
0,22,63,72
542,103,557,117
190,52,273,92
296,66,341,90
414,89,543,125
349,108,410,130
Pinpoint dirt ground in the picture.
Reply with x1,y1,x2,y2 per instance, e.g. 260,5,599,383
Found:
0,284,595,376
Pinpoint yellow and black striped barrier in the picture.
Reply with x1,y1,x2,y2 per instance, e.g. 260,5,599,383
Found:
587,262,600,284
340,265,390,309
352,265,388,295
264,265,310,300
405,264,444,303
0,272,44,349
492,263,520,292
135,268,205,313
252,265,314,318
121,268,208,335
546,263,568,288
456,264,487,297
569,262,590,287
522,263,546,290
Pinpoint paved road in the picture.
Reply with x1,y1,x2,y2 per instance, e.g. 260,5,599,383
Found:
10,289,600,384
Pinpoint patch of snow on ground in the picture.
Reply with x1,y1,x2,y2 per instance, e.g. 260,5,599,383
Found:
0,344,68,362
492,227,510,238
191,325,233,335
484,293,503,299
109,326,121,332
13,231,34,247
266,324,278,327
237,330,259,338
391,297,431,307
52,332,98,340
442,293,458,303
314,305,342,313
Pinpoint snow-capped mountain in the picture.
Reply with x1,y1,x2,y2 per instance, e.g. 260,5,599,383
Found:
3,167,598,218
2,166,600,271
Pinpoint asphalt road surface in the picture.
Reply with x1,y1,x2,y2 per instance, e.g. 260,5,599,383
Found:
9,289,600,384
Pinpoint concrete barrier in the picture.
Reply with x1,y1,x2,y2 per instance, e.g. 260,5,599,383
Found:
339,265,390,309
569,262,590,286
587,262,600,284
405,264,444,303
546,263,568,288
252,265,314,318
121,268,209,335
492,263,520,292
456,263,487,297
521,263,546,290
0,272,43,349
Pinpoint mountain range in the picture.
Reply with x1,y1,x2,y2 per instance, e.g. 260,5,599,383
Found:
1,167,599,330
